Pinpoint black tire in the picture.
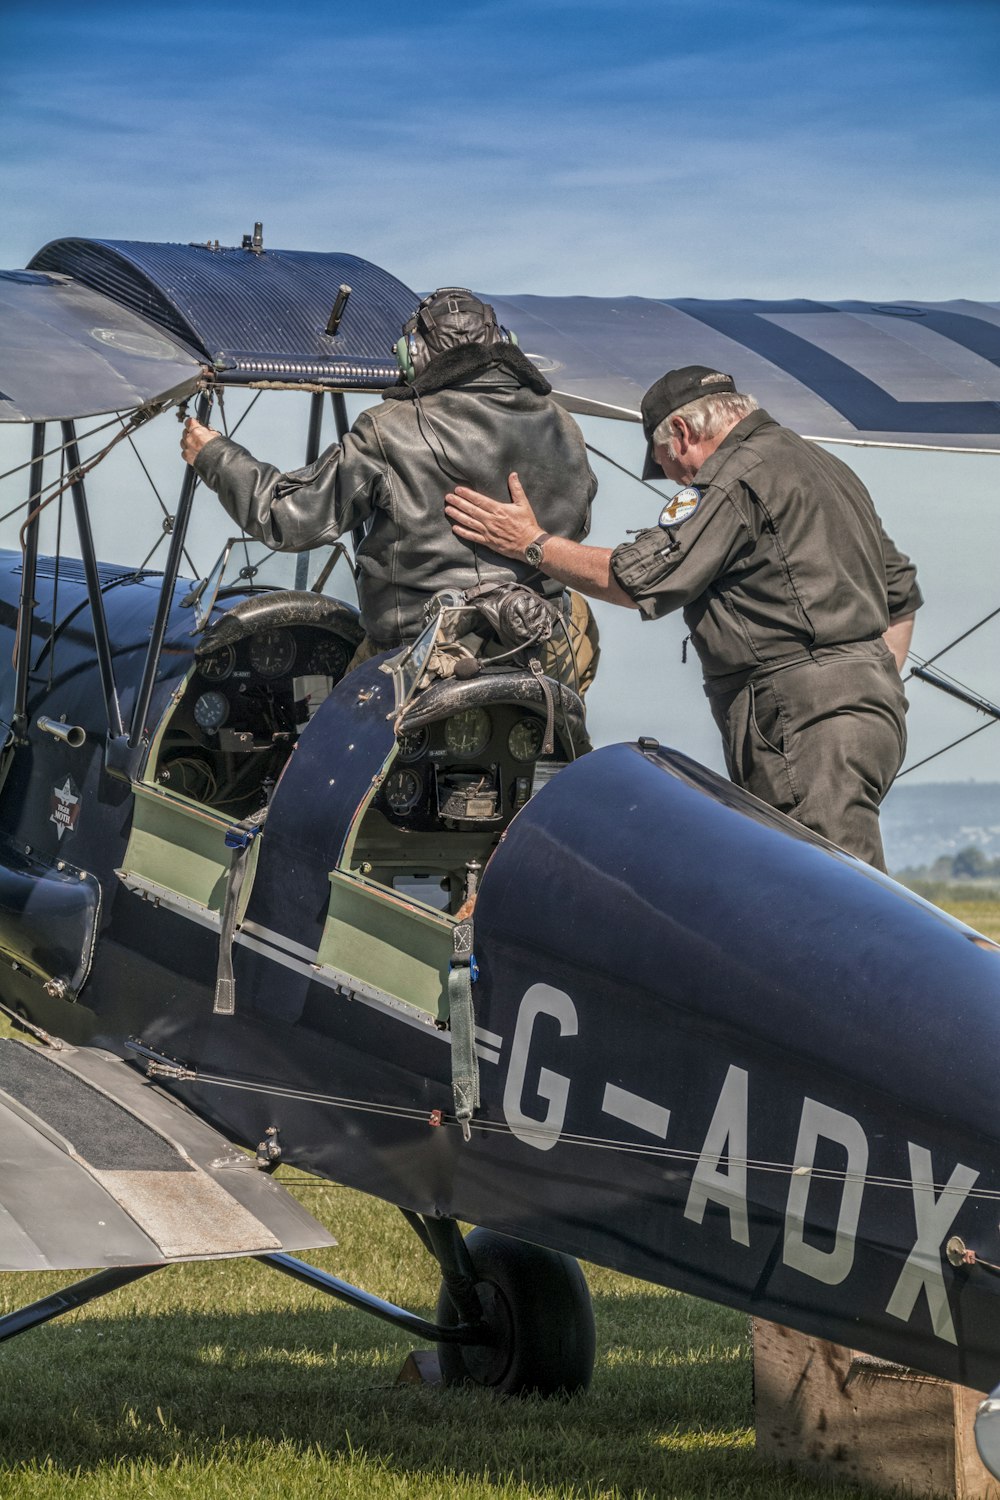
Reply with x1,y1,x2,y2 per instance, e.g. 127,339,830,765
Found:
435,1227,595,1396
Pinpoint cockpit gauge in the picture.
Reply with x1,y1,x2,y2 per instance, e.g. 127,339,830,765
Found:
508,718,545,762
248,629,297,678
383,768,423,816
198,644,236,683
306,638,351,679
444,708,492,757
193,690,230,733
396,727,429,761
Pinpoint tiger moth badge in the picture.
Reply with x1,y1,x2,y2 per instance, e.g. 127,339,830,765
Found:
658,486,702,528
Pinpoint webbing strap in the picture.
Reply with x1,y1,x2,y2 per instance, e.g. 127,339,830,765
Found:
528,658,556,755
449,919,479,1141
213,805,268,1016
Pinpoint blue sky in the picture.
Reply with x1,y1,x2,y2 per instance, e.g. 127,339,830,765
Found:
3,0,998,298
0,0,998,798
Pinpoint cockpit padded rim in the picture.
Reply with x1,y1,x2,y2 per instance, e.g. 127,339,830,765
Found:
197,590,363,654
397,670,590,756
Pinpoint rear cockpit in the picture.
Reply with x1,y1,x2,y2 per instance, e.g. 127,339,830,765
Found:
347,669,589,915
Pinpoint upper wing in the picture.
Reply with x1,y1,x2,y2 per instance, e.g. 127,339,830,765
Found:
0,271,202,424
1,238,421,424
5,235,999,450
0,1038,334,1271
484,294,1000,453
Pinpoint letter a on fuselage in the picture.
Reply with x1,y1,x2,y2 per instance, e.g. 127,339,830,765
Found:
684,1065,750,1247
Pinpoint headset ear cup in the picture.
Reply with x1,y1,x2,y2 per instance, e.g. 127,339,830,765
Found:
508,328,519,347
395,336,414,381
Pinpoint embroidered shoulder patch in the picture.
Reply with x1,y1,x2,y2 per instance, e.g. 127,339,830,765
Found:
658,486,702,528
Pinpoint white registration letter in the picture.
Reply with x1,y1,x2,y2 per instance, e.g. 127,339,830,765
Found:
783,1098,868,1286
684,1065,750,1246
502,984,577,1151
886,1143,978,1345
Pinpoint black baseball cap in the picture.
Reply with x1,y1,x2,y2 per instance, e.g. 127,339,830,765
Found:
641,365,737,479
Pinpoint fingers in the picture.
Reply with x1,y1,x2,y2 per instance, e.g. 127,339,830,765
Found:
446,485,505,515
180,417,220,465
507,471,528,504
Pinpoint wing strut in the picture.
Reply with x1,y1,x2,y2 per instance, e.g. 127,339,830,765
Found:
293,391,327,590
12,423,45,735
125,391,213,757
0,1265,162,1344
62,421,125,741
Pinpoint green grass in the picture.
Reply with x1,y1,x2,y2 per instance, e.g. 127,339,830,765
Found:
0,900,996,1499
0,1190,840,1500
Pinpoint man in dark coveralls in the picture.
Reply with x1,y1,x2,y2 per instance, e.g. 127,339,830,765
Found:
181,288,600,687
444,366,921,871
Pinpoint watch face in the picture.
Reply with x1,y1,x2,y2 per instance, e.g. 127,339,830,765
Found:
525,542,544,566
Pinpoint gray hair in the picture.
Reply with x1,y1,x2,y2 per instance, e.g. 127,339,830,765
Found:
652,391,759,454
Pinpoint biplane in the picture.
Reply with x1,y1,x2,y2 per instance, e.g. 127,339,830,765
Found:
1,229,1000,1468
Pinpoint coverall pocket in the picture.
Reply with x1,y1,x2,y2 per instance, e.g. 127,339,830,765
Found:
748,679,786,757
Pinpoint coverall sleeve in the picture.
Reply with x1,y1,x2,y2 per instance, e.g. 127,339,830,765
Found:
194,410,384,552
880,524,923,620
609,486,751,619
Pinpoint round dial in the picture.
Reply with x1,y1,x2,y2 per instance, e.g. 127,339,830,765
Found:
248,629,297,678
444,708,492,757
383,768,422,815
508,718,545,762
198,644,236,683
305,638,350,679
193,690,230,733
396,727,429,761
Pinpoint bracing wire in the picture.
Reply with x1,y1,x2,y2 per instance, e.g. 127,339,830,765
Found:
584,441,666,495
914,605,1000,674
169,1063,1000,1202
119,418,199,580
896,719,996,778
0,411,126,493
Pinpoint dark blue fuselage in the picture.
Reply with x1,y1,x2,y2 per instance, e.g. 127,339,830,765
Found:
1,551,998,1391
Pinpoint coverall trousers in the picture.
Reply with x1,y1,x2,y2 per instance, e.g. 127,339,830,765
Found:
706,641,907,872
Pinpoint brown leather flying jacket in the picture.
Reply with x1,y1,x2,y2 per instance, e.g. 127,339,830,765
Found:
194,344,597,647
611,410,922,684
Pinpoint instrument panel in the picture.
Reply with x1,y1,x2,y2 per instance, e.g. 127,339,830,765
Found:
155,622,357,812
378,704,562,832
187,625,354,746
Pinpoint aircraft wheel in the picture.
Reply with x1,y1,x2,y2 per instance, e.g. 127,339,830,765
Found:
435,1228,595,1395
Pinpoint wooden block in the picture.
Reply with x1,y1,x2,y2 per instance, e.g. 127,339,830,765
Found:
394,1348,442,1386
753,1319,999,1498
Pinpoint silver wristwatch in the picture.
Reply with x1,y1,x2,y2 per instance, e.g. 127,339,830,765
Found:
524,531,551,567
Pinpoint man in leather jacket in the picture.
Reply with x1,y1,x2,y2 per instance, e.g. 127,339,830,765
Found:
445,365,921,871
181,288,599,684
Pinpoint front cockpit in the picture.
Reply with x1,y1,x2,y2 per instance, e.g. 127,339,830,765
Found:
150,591,364,816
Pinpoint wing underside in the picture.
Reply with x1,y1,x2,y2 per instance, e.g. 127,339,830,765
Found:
0,271,202,424
0,1038,334,1271
485,293,1000,452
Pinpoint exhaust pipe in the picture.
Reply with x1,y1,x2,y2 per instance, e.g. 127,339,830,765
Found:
36,717,85,748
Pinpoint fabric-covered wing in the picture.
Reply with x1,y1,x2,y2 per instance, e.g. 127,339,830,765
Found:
485,295,1000,452
0,1039,334,1270
0,271,202,423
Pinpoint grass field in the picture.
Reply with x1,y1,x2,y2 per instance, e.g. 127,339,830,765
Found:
0,899,997,1500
